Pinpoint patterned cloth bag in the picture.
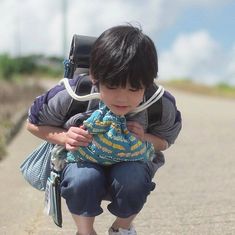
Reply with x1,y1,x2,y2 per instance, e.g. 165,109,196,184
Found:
20,141,54,191
67,103,155,165
20,142,66,191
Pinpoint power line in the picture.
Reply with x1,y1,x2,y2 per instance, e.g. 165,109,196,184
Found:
62,0,68,57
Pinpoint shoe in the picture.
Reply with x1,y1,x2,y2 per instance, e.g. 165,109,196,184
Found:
108,226,137,235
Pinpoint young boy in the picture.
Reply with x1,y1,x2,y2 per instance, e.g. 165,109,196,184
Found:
27,25,182,235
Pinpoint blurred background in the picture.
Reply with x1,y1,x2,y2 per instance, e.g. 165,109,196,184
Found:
0,2,235,234
0,0,235,157
0,0,235,85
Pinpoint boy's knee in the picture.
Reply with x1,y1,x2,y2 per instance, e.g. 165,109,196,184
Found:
60,163,106,216
108,172,155,217
61,163,106,197
109,162,155,199
111,176,153,197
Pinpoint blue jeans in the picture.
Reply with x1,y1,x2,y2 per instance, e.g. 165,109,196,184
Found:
60,161,156,218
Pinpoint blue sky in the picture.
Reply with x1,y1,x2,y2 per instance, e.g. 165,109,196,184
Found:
158,1,235,49
158,2,235,51
0,0,234,85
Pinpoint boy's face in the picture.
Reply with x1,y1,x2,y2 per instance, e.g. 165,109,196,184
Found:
99,83,145,116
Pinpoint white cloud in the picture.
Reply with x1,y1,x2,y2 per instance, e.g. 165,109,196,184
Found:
0,0,234,85
178,0,232,6
1,0,232,56
159,30,229,85
0,0,62,55
65,0,167,48
0,0,167,56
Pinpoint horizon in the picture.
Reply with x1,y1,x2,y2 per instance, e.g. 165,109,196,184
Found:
0,0,234,85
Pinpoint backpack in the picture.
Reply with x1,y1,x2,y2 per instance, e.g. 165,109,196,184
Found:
63,34,163,126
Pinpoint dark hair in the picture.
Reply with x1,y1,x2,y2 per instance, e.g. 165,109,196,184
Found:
90,25,158,89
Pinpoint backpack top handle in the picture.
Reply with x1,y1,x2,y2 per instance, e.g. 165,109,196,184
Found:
69,34,97,69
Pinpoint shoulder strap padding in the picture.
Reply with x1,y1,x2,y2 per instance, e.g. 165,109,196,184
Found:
65,75,92,119
145,84,163,126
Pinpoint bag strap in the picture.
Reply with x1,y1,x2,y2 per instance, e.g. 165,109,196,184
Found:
64,75,93,120
60,77,164,116
146,83,163,124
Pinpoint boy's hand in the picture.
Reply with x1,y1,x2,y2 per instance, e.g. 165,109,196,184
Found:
65,125,92,151
127,121,145,141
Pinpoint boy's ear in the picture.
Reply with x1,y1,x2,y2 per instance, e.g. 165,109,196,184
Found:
89,74,98,85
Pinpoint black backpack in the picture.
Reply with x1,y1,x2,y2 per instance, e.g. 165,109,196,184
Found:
63,35,163,127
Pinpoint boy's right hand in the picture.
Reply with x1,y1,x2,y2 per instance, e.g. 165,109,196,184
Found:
65,125,93,151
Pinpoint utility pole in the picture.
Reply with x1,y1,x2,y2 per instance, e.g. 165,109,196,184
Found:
15,1,21,57
62,0,68,57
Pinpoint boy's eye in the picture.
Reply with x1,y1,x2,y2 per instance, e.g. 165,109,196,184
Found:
129,88,139,92
106,85,118,90
129,87,144,92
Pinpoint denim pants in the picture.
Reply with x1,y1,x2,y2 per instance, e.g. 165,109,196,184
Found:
60,161,156,218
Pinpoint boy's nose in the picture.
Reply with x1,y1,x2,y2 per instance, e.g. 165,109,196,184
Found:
115,90,128,102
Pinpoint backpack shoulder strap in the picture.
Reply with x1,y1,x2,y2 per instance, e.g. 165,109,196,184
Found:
65,75,92,119
65,75,163,126
145,84,163,126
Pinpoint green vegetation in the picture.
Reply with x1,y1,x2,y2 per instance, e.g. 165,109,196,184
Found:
0,53,63,160
0,134,6,160
0,54,63,81
164,79,235,99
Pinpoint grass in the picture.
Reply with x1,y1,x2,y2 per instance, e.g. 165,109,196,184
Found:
0,77,45,160
163,79,235,99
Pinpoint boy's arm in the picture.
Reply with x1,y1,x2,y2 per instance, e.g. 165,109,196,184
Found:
26,121,67,146
144,133,168,151
127,121,168,151
147,93,182,147
27,76,93,150
26,121,92,151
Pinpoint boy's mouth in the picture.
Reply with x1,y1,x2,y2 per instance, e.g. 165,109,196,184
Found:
112,104,130,110
111,104,130,115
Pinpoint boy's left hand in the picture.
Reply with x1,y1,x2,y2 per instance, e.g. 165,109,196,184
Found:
126,121,145,141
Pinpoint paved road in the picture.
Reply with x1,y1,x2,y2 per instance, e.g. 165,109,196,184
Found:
0,88,235,235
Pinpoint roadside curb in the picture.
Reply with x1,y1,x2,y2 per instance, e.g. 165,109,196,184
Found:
1,79,55,159
6,110,28,145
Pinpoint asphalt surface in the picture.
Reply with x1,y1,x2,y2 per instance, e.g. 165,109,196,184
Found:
0,88,235,235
